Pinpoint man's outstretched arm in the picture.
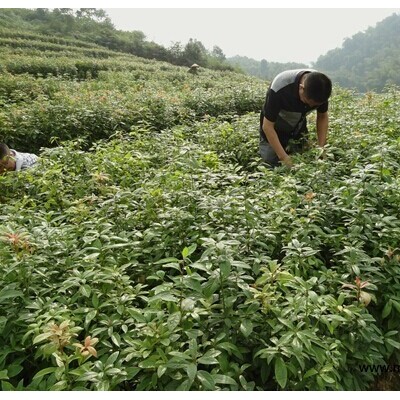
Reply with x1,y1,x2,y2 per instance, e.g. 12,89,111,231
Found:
316,111,329,147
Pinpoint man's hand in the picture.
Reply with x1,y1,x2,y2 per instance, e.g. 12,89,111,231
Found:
281,155,293,168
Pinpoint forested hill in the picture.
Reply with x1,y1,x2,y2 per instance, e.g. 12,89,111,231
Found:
0,8,236,73
313,13,400,93
226,55,308,82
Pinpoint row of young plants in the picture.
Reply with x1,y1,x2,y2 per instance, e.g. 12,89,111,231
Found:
0,28,107,49
1,87,400,390
0,37,120,59
0,53,159,79
0,67,265,152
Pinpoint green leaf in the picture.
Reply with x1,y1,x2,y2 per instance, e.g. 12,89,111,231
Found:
154,257,180,265
157,365,167,378
106,351,120,366
51,380,68,390
148,292,177,303
277,271,293,283
303,368,318,379
32,367,57,380
103,243,133,249
197,370,215,390
176,379,192,391
186,364,197,382
85,310,97,326
167,312,181,332
182,244,197,258
337,292,346,306
0,370,9,380
382,301,392,319
53,353,64,368
217,341,243,359
83,252,100,260
126,367,141,380
106,368,122,375
111,333,121,347
202,278,220,297
2,381,14,391
391,300,400,314
92,293,99,308
7,365,23,378
321,374,335,384
239,374,255,390
220,261,231,279
197,356,219,365
351,265,360,276
80,284,91,298
33,332,52,345
240,320,253,338
139,358,157,369
0,289,23,303
386,338,400,349
214,374,237,385
183,278,202,293
0,316,7,333
274,357,287,389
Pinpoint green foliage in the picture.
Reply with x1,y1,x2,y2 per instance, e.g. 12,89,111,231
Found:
314,13,400,92
1,18,400,391
227,55,308,82
0,9,235,72
0,61,264,152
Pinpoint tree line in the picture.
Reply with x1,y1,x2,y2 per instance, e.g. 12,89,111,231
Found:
0,8,237,73
2,8,399,92
227,55,308,82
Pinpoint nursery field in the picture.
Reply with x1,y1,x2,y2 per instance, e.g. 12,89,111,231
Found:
1,29,400,391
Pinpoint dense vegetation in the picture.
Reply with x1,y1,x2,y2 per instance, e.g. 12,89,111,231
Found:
4,8,399,93
0,8,236,73
1,13,400,391
314,13,400,92
227,55,308,83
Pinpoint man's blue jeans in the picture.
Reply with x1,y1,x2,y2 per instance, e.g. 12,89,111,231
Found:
259,133,280,168
259,130,307,168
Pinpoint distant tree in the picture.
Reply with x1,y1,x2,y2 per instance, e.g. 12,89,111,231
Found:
260,59,268,78
183,39,207,66
227,55,307,81
76,8,109,23
29,8,50,21
44,8,75,34
212,45,226,61
143,41,170,61
168,42,185,65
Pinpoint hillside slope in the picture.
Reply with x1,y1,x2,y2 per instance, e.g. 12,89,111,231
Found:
314,13,400,92
227,55,308,82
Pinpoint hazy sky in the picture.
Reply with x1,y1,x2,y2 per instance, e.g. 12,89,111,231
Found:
8,1,400,65
104,7,399,65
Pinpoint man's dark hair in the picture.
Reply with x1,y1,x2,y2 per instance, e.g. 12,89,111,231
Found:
304,72,332,103
0,143,10,160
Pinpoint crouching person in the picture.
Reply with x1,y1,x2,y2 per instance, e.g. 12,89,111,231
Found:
0,143,38,175
259,69,332,169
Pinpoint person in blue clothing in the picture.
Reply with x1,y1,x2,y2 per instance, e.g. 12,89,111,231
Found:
259,69,332,168
0,143,38,175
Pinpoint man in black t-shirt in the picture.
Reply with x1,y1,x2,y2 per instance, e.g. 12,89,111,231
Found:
259,69,332,168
